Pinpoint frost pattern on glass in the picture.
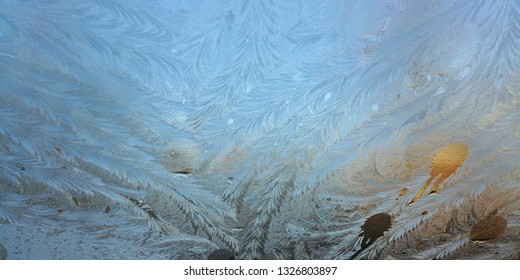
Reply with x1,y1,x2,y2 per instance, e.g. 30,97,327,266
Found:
1,0,520,259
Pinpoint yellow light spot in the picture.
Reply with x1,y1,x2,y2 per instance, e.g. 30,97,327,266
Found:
409,142,468,205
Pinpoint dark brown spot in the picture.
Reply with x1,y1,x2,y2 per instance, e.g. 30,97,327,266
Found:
421,211,428,215
361,213,392,245
54,147,62,153
104,206,111,214
350,212,392,260
470,214,507,241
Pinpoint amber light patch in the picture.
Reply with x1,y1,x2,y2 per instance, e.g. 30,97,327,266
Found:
396,187,409,201
409,142,468,204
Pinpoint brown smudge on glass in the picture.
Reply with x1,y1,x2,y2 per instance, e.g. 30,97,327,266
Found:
470,211,507,241
349,213,392,259
409,142,468,205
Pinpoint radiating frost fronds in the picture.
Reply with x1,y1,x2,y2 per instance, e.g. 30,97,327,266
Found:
2,0,520,259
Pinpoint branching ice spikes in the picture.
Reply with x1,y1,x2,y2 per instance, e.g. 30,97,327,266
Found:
239,165,296,259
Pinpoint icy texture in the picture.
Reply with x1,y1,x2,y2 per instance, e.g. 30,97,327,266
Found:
1,0,520,259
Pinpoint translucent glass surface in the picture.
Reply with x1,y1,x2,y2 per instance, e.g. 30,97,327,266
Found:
1,0,519,259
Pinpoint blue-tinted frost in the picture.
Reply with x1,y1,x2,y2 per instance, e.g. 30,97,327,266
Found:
1,0,520,259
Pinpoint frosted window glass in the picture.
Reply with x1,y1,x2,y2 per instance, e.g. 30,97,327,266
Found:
1,0,519,260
